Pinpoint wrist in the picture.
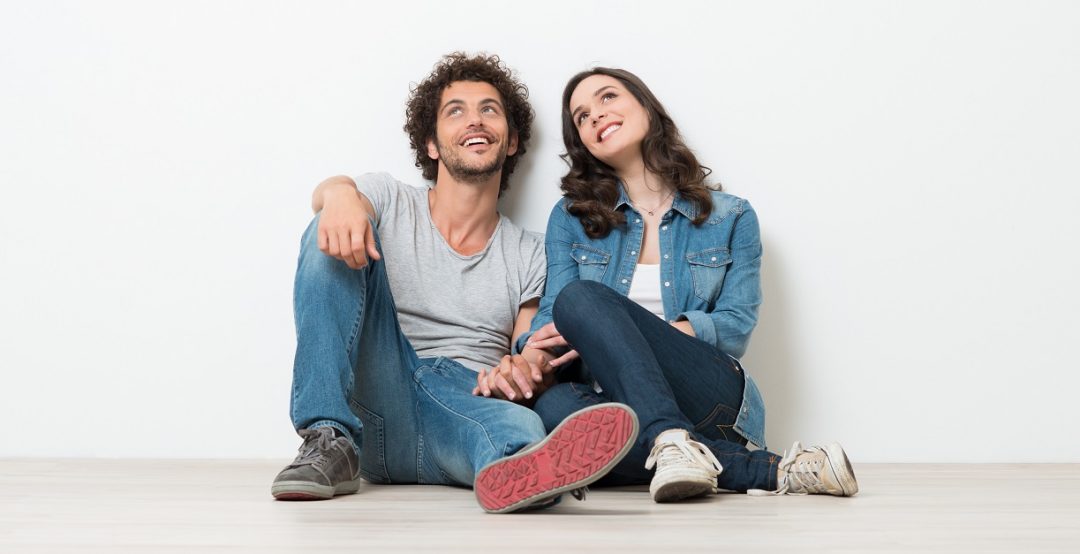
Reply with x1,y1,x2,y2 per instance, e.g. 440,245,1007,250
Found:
520,347,551,365
321,177,358,201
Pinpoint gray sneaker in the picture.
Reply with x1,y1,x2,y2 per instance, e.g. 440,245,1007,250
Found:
271,427,362,500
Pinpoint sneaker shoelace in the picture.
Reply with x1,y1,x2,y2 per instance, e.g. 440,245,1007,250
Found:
289,427,338,469
748,441,825,496
644,436,723,477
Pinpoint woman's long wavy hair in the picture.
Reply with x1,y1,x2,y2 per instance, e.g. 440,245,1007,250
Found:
560,68,717,238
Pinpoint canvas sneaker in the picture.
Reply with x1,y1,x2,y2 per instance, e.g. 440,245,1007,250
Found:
751,441,858,496
474,403,639,514
271,427,362,500
644,429,723,502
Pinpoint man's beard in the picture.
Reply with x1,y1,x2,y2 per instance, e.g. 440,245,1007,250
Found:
435,139,508,184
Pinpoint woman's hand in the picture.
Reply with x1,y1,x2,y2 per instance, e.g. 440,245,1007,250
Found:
524,323,580,368
670,320,696,337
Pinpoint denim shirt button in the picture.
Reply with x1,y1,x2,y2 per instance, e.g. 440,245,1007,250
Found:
664,282,671,287
663,254,669,259
621,279,628,284
581,255,587,261
635,218,641,224
661,225,668,231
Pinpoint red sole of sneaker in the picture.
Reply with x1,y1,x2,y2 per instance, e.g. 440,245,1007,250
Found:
273,492,326,501
474,404,638,513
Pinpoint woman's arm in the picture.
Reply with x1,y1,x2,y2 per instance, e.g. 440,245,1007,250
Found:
513,201,582,353
676,202,762,358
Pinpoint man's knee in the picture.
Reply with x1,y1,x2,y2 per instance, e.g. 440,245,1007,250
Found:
501,403,546,441
296,213,385,284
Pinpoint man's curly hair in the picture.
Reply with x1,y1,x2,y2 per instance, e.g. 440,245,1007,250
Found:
404,52,533,195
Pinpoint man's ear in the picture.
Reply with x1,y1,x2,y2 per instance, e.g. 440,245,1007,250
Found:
426,137,439,160
506,131,519,157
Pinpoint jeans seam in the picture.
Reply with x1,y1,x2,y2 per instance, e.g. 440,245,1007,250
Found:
343,294,365,399
416,431,426,484
348,399,390,483
413,366,503,465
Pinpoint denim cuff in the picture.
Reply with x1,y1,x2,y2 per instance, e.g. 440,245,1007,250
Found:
307,420,360,457
513,332,532,355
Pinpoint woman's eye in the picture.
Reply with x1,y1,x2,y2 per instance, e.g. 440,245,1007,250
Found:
601,93,616,103
577,112,588,125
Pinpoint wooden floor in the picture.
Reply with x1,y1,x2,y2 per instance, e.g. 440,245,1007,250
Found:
1,460,1078,553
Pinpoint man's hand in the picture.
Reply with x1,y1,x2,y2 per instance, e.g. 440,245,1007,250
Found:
473,354,543,402
524,322,580,368
314,176,380,270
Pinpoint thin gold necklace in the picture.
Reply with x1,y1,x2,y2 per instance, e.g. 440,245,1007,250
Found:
629,189,674,216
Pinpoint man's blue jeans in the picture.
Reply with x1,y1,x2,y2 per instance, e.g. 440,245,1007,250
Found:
289,215,546,486
532,280,779,492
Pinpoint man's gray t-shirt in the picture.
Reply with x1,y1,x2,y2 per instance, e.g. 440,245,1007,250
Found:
355,172,545,371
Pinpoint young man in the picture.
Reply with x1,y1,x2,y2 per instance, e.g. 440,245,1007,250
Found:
272,53,638,514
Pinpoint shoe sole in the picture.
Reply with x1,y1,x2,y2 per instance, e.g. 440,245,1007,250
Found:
474,403,639,514
651,469,718,502
823,443,859,496
271,478,362,501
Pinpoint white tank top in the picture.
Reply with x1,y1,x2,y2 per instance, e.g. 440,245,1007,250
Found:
627,263,665,319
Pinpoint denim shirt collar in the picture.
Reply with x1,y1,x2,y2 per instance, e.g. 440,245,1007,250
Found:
616,181,697,220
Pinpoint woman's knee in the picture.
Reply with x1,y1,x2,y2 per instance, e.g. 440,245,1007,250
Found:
552,280,618,329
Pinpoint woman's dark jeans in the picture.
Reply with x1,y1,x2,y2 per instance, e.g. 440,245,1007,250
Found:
532,280,778,492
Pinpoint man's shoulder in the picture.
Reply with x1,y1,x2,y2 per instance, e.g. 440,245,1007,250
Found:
498,216,545,253
355,173,430,215
356,172,427,193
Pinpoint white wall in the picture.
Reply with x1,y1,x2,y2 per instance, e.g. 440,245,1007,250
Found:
2,1,1077,462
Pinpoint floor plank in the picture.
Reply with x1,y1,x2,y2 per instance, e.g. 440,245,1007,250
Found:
1,460,1077,553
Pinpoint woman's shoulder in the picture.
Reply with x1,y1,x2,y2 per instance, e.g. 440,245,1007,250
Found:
548,196,579,223
704,189,755,223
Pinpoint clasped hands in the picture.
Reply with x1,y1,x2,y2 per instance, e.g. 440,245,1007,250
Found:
472,322,580,405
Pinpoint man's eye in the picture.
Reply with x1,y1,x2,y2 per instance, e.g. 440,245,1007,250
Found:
448,107,462,116
482,106,497,114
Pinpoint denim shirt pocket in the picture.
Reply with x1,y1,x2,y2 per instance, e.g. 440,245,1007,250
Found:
571,244,611,282
686,247,732,302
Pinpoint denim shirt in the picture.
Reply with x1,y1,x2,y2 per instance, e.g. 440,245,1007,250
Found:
518,187,767,448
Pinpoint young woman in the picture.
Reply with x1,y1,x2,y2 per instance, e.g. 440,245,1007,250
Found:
477,68,858,502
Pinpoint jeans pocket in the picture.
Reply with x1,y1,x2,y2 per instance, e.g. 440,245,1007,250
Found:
694,402,746,445
349,399,390,483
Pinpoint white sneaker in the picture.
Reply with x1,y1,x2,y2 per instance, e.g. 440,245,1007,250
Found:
644,429,723,502
749,441,859,497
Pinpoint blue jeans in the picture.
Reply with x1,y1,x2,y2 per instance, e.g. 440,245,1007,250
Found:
289,215,547,486
532,280,779,492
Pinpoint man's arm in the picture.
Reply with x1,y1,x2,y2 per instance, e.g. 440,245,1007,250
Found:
311,175,380,270
514,300,556,381
474,299,557,403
